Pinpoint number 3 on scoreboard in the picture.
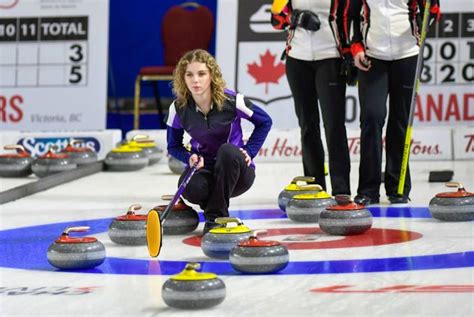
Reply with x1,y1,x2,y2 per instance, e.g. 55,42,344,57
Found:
68,44,85,84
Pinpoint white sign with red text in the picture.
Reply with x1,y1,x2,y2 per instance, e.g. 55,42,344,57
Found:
0,0,108,131
453,127,474,160
251,128,453,162
216,0,474,129
129,127,453,163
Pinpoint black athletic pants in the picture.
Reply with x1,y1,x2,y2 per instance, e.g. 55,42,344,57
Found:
178,143,255,222
357,55,417,199
285,56,351,195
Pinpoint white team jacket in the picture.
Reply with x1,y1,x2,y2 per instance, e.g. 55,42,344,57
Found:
355,0,420,60
288,0,342,61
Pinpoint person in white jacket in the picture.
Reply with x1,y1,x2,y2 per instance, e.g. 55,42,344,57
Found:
271,0,353,197
348,0,441,205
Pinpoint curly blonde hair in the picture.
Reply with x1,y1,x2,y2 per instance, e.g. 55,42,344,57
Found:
172,49,227,110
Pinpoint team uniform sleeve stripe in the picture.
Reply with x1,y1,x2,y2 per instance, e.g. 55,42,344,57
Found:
236,93,254,119
166,102,182,129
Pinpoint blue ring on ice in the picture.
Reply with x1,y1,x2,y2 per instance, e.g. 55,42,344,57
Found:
0,207,472,275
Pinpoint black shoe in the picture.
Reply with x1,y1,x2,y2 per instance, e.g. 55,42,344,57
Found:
354,194,380,206
202,221,223,235
388,194,409,204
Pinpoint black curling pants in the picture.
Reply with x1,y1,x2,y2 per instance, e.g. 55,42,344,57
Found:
178,143,255,222
285,56,351,195
357,55,417,199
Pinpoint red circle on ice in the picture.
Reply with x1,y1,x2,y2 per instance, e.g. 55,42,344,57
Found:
182,227,422,250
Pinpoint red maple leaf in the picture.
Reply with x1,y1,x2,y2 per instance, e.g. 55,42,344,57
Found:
247,49,286,94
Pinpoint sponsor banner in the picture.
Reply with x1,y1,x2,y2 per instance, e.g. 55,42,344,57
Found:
0,0,109,131
131,127,453,163
216,0,474,129
0,129,122,159
453,127,474,160
251,128,452,162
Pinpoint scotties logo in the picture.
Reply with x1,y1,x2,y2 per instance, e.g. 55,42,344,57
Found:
17,137,100,157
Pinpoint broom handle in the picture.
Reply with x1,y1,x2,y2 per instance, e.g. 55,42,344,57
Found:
160,158,200,222
398,0,431,195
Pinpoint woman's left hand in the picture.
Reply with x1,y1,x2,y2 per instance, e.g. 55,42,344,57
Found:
239,148,251,166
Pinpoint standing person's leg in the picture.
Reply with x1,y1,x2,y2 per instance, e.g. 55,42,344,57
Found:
204,144,255,220
286,56,326,189
316,58,351,195
385,55,417,201
356,58,389,204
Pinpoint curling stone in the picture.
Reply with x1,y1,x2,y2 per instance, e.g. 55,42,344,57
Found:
319,195,372,235
429,182,474,221
168,156,187,174
108,204,148,245
32,146,76,178
0,145,34,177
47,226,106,270
229,230,289,274
129,135,164,165
104,143,149,171
150,195,199,235
278,176,322,212
61,139,98,165
162,262,226,309
201,217,252,259
286,186,335,223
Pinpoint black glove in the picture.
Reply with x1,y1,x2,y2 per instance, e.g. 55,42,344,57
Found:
341,53,357,86
290,9,321,31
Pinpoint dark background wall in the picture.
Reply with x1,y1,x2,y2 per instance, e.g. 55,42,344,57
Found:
107,0,217,101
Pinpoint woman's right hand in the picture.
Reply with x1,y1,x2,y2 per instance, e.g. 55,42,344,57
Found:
354,52,371,71
189,154,204,169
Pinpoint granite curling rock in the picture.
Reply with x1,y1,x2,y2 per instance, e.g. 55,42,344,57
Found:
104,142,149,171
286,185,336,223
47,226,106,270
201,217,252,259
229,230,289,274
108,204,148,245
32,146,76,178
162,262,226,309
61,139,98,165
429,182,474,221
129,134,164,165
168,156,187,174
319,195,373,235
278,176,322,212
150,195,199,235
0,145,34,177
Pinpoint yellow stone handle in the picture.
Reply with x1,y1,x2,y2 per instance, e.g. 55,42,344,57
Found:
215,217,243,226
292,176,315,184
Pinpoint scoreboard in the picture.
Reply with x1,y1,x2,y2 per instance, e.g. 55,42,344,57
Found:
0,16,89,87
0,0,108,131
422,12,474,85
